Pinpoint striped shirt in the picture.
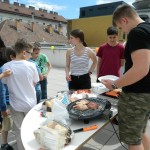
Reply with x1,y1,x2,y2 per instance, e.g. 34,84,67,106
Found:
70,47,89,76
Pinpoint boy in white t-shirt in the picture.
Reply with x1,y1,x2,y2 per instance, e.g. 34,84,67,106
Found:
1,39,39,150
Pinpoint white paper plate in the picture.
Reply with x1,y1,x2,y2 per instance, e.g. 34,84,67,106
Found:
98,75,119,82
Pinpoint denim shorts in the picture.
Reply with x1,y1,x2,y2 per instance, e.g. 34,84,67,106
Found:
118,92,150,145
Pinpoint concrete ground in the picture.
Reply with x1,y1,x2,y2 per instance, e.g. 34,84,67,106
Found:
0,67,150,150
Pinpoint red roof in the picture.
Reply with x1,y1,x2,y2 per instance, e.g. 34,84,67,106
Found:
0,20,68,46
0,2,67,23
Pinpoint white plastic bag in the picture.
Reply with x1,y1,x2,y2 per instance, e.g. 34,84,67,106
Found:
51,99,70,126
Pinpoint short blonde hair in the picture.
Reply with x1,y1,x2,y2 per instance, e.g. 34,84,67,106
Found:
14,39,33,54
33,42,41,51
113,4,138,26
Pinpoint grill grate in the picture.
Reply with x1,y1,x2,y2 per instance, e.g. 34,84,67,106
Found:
67,97,108,120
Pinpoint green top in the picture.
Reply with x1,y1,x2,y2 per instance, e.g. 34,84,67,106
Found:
35,53,49,75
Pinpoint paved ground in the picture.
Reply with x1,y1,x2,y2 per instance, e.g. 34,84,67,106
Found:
0,67,150,150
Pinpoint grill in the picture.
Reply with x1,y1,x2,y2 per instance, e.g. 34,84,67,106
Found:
67,97,111,122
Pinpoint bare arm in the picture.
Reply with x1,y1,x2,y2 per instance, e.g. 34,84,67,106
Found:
102,49,150,89
1,110,9,117
65,49,72,81
120,58,125,66
43,62,51,79
39,72,43,81
88,49,97,74
46,62,51,75
97,57,101,78
0,70,12,79
115,49,150,88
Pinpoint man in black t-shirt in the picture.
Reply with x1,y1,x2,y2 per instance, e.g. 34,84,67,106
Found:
102,4,150,150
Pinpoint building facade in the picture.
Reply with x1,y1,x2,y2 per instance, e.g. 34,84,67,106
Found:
0,0,67,36
68,1,127,47
68,0,149,47
133,0,150,22
79,1,126,18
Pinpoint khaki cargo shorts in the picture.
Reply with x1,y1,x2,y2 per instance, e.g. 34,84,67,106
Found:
2,115,13,131
118,92,150,145
2,105,13,132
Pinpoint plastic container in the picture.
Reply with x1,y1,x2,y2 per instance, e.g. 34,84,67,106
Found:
91,83,109,94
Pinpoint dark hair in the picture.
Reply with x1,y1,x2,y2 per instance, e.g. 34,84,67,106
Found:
33,42,41,51
113,4,138,26
0,47,16,67
14,39,33,54
107,26,118,35
6,47,16,61
70,29,87,47
0,38,6,67
0,38,5,49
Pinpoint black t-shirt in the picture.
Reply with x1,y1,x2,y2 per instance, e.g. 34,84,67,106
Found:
123,22,150,93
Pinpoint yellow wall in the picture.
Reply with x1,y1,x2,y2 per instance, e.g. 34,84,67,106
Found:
68,15,124,47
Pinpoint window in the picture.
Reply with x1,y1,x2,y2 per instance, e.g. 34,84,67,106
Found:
55,25,57,29
81,11,85,17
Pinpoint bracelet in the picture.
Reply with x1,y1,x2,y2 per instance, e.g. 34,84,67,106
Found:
89,71,92,75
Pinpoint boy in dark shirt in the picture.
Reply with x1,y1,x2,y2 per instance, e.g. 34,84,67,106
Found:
102,5,150,150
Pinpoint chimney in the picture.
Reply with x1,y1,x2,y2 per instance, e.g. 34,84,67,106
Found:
3,0,9,4
31,12,35,22
43,9,47,13
14,2,19,6
58,26,63,35
54,12,58,15
15,19,21,31
58,23,63,35
29,6,35,10
49,11,53,14
39,8,42,11
21,4,25,7
32,22,35,32
47,24,53,34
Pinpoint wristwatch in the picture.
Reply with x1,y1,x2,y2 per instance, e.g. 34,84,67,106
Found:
111,82,117,89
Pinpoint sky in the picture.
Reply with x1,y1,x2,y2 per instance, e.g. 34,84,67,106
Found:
10,0,135,19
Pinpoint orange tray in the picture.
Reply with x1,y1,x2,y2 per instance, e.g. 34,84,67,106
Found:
102,90,120,99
